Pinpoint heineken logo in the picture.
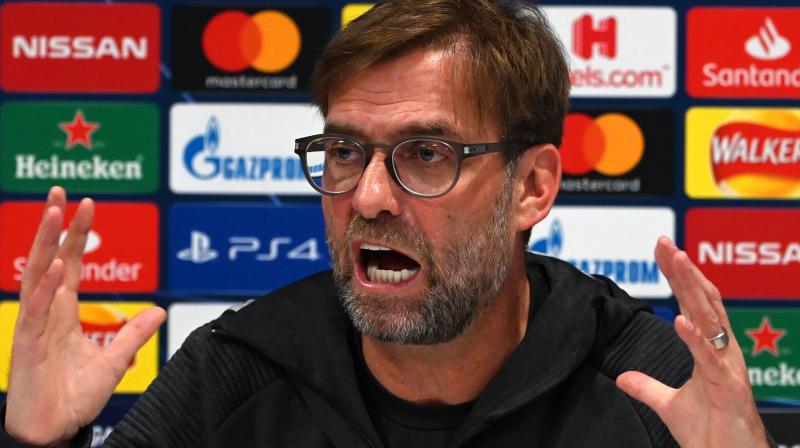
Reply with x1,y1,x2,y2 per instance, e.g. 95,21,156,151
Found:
0,102,159,194
747,317,787,357
58,110,100,150
730,309,800,403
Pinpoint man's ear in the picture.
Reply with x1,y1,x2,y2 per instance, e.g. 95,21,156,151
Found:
513,144,561,232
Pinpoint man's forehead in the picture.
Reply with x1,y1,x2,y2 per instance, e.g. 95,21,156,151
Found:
326,48,497,141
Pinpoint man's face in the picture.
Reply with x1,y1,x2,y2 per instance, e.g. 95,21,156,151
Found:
323,48,519,345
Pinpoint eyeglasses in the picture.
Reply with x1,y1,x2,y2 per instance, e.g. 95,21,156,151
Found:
294,134,528,198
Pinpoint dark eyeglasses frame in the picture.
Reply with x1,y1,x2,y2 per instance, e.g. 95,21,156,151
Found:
294,133,530,198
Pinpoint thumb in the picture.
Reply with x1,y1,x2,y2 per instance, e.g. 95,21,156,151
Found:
617,370,676,416
104,306,166,376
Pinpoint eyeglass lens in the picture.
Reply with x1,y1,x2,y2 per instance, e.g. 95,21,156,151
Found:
304,137,458,196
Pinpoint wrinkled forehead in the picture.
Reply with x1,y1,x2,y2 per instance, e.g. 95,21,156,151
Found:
326,46,499,141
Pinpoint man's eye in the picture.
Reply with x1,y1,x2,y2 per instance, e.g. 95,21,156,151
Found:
336,148,356,160
327,142,361,163
413,143,447,163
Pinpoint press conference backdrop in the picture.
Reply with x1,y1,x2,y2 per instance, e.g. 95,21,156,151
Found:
0,0,799,444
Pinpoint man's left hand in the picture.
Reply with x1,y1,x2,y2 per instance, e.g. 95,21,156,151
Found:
616,237,770,448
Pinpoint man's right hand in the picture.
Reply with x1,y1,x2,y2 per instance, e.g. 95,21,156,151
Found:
4,186,166,446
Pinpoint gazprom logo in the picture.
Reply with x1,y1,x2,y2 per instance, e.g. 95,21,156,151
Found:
530,218,660,285
530,219,563,255
182,116,304,182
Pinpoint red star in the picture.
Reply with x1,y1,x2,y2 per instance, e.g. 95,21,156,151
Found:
58,110,99,150
746,317,786,357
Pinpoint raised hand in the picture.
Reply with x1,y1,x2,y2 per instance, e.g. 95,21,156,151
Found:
617,237,769,448
4,187,166,445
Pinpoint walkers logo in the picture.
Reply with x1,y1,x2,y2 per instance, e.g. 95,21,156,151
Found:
169,203,330,295
0,202,159,293
728,309,800,403
0,102,159,194
170,104,323,194
685,208,800,299
560,110,673,196
0,2,159,93
686,108,800,199
528,206,674,298
172,6,330,92
0,301,159,393
342,4,374,28
687,8,800,99
542,7,676,97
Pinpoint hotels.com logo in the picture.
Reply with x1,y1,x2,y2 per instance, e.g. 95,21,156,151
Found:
542,6,675,98
685,208,800,299
0,202,159,293
685,108,800,199
687,8,800,98
0,3,160,93
572,15,616,60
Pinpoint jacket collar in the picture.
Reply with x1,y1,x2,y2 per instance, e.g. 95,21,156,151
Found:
214,253,649,444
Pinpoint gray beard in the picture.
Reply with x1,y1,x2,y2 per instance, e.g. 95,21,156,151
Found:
327,165,516,345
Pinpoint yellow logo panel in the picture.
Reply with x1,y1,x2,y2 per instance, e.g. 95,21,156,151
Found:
686,107,800,199
0,301,159,394
341,4,374,28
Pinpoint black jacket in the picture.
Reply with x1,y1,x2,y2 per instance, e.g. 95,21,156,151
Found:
2,254,693,447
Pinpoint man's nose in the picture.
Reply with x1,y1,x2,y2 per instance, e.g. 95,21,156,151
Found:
352,151,402,219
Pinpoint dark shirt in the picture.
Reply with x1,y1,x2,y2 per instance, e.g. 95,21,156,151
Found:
354,267,548,447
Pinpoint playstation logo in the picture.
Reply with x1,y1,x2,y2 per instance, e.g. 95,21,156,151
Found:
177,230,219,264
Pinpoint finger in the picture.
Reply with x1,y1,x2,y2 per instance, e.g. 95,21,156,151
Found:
57,198,95,292
16,258,65,339
104,307,166,376
20,187,67,300
684,255,732,331
654,237,691,321
674,315,729,386
671,250,723,339
617,370,677,417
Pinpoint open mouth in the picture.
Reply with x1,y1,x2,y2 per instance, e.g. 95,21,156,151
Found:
359,243,421,284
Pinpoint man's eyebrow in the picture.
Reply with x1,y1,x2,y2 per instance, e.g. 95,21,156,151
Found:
323,120,458,140
323,122,363,137
395,121,456,138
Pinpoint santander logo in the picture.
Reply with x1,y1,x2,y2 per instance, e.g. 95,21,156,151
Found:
744,18,790,61
687,8,800,98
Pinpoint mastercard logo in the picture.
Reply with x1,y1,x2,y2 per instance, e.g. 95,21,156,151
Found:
202,10,301,73
560,113,644,176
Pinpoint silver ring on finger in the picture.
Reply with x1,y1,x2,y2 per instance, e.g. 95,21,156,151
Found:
706,327,729,350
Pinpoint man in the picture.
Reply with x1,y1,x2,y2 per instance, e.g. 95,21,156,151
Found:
2,0,770,447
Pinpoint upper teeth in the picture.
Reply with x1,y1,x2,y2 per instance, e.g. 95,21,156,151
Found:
360,243,391,251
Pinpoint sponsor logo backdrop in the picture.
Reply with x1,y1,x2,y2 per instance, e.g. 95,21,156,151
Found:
0,0,798,438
